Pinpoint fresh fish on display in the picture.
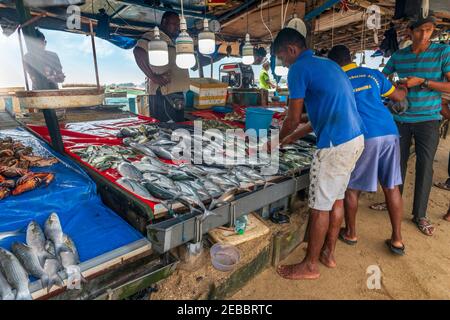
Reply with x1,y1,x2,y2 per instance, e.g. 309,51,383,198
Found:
42,259,65,290
0,268,15,300
59,235,87,284
11,172,55,196
0,187,10,200
149,146,177,161
128,142,157,157
132,162,168,175
142,173,178,190
11,242,62,292
0,248,32,300
26,221,54,267
0,227,24,241
117,162,143,180
44,213,71,257
116,178,153,200
0,175,16,188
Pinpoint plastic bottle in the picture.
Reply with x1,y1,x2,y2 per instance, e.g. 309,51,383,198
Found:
234,215,249,235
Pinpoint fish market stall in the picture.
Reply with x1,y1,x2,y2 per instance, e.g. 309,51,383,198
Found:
0,129,177,300
24,115,315,255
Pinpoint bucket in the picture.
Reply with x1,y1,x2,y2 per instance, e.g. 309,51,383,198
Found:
245,107,274,135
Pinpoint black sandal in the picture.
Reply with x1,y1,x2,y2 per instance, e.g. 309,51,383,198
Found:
338,228,357,245
385,239,405,256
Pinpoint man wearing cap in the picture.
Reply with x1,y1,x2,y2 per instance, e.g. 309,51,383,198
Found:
133,11,190,122
376,15,450,236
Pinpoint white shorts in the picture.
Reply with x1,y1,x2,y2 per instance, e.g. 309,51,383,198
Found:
308,135,365,211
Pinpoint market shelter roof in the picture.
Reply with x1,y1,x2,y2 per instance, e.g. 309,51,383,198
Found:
0,0,448,53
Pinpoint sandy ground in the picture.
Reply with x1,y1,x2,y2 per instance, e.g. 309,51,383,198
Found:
231,136,450,300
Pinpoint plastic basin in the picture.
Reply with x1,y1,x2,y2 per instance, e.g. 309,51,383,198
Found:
210,243,240,272
245,107,274,135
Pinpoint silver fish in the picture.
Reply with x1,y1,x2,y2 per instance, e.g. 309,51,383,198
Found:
0,248,31,300
0,227,24,241
116,178,152,199
133,162,168,175
42,259,64,291
118,162,143,180
129,142,157,157
0,268,15,300
63,235,79,265
44,213,71,257
26,221,54,267
11,242,56,292
149,146,176,160
209,188,238,210
143,173,179,190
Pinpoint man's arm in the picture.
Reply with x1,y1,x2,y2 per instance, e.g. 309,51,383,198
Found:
281,122,313,145
279,98,304,141
404,72,450,93
385,85,408,102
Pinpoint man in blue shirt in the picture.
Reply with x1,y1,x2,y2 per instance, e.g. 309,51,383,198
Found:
328,45,408,255
273,28,365,280
377,16,450,236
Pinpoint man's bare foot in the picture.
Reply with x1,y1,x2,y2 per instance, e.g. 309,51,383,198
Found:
276,261,320,280
319,249,337,268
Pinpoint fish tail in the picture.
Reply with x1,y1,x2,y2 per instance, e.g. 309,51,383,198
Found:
41,274,50,293
15,290,33,300
3,291,15,300
48,273,65,289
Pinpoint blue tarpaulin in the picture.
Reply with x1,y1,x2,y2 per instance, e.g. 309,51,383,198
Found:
0,129,143,263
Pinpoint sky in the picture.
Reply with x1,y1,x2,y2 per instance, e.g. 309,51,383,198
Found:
0,28,386,88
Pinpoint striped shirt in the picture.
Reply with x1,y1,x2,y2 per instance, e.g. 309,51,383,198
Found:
383,43,450,123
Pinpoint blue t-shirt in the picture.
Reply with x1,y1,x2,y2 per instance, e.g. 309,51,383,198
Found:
343,63,398,139
288,50,365,149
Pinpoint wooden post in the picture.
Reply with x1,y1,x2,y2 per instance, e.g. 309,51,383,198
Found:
17,28,30,91
89,20,101,89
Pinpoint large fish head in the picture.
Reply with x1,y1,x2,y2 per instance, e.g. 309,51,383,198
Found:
26,221,45,246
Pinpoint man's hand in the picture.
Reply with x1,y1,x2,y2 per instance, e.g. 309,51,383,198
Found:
150,72,170,86
281,133,297,146
403,76,425,88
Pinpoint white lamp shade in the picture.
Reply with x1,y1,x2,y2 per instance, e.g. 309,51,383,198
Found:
198,18,216,55
241,34,254,65
176,53,196,69
148,40,169,66
275,65,289,76
242,55,255,65
199,38,216,55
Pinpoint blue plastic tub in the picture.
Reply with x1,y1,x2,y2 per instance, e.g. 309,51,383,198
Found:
245,107,274,135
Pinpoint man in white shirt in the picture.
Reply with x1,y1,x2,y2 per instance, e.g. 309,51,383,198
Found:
133,11,190,122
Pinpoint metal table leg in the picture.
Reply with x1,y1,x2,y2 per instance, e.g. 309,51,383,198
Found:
42,109,64,154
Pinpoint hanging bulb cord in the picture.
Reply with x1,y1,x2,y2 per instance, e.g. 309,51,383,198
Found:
260,0,273,41
283,0,290,27
181,0,185,20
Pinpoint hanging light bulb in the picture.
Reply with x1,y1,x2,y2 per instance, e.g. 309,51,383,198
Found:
198,18,215,55
176,3,195,69
148,27,169,66
242,33,254,65
274,57,288,76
